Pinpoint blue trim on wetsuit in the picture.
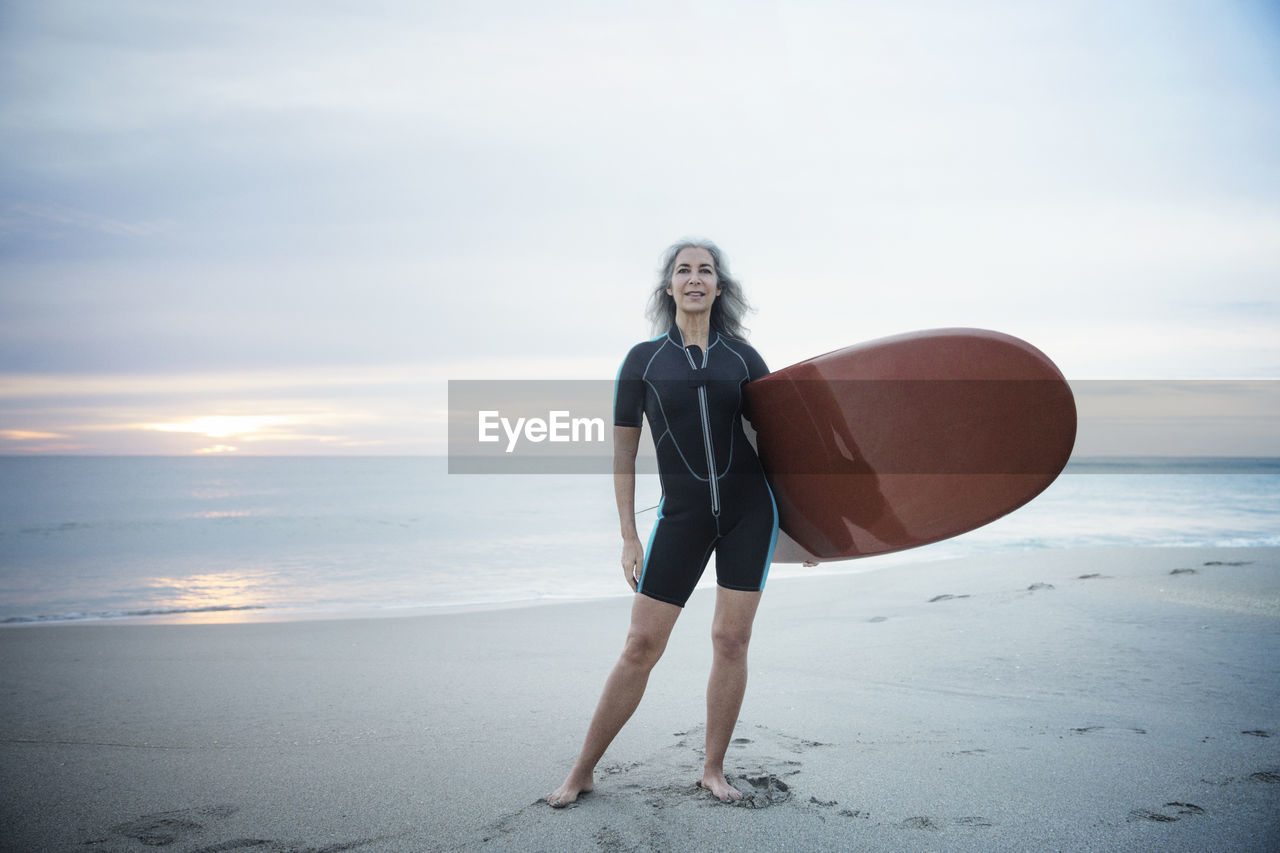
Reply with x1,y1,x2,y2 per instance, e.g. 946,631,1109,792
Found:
760,478,780,589
638,496,664,591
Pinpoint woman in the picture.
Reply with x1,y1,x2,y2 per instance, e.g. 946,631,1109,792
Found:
547,240,778,807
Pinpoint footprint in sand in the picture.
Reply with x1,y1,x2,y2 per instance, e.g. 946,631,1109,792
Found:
1170,568,1197,575
1128,802,1206,822
593,825,627,849
806,795,871,821
1070,726,1147,735
1076,573,1109,580
1026,583,1055,591
1242,730,1271,738
928,594,970,603
95,805,387,851
749,723,833,755
728,773,793,809
900,815,994,831
954,816,995,827
600,761,642,777
103,806,239,847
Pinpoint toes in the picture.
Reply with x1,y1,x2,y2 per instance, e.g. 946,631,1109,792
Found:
547,785,593,808
699,778,743,803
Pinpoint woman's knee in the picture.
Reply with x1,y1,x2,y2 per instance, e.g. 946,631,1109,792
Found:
711,625,752,661
621,629,667,669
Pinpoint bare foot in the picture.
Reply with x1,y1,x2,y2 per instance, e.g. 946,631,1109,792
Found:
699,772,744,803
545,773,594,809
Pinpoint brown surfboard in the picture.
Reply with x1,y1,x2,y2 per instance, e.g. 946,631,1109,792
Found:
746,329,1077,563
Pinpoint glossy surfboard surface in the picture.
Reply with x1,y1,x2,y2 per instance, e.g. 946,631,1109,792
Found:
746,329,1077,562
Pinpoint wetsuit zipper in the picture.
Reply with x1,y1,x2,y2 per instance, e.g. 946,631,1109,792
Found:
696,385,720,516
680,329,721,518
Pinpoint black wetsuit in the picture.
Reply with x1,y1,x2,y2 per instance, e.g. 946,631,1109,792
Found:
614,325,779,607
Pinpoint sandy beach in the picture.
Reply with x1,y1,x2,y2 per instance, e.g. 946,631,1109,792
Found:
2,545,1277,851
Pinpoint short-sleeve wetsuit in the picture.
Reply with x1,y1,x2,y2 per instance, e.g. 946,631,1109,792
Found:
614,325,780,607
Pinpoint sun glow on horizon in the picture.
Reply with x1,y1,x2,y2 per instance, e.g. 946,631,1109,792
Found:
144,415,294,439
0,429,69,441
131,411,390,454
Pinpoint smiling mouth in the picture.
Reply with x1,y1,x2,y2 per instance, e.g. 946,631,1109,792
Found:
686,291,705,298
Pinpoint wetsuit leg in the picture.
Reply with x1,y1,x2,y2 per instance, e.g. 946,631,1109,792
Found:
638,503,718,608
713,476,779,593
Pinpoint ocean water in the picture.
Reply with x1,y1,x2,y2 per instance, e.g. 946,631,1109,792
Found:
0,456,1277,625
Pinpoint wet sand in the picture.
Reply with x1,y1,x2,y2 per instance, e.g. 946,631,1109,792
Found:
1,546,1277,851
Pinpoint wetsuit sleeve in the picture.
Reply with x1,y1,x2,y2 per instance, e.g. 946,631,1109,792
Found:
613,346,646,428
738,342,770,427
742,343,770,382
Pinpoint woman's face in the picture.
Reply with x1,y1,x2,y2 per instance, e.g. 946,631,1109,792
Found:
666,246,721,316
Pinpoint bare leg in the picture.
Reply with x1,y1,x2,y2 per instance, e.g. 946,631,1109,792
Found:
546,594,682,807
700,586,762,802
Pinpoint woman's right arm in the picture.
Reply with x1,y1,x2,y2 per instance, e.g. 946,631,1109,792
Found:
614,425,644,591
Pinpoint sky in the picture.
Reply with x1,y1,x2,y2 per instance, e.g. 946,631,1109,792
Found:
1,0,1278,455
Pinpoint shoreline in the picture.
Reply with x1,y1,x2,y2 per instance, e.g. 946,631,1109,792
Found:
2,544,1277,850
4,542,1276,630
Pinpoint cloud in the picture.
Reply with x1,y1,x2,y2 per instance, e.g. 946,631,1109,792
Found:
1,202,172,239
1,0,1277,451
1072,380,1280,456
0,355,625,453
0,429,68,440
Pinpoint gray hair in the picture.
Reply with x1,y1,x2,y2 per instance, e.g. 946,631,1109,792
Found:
645,239,754,340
